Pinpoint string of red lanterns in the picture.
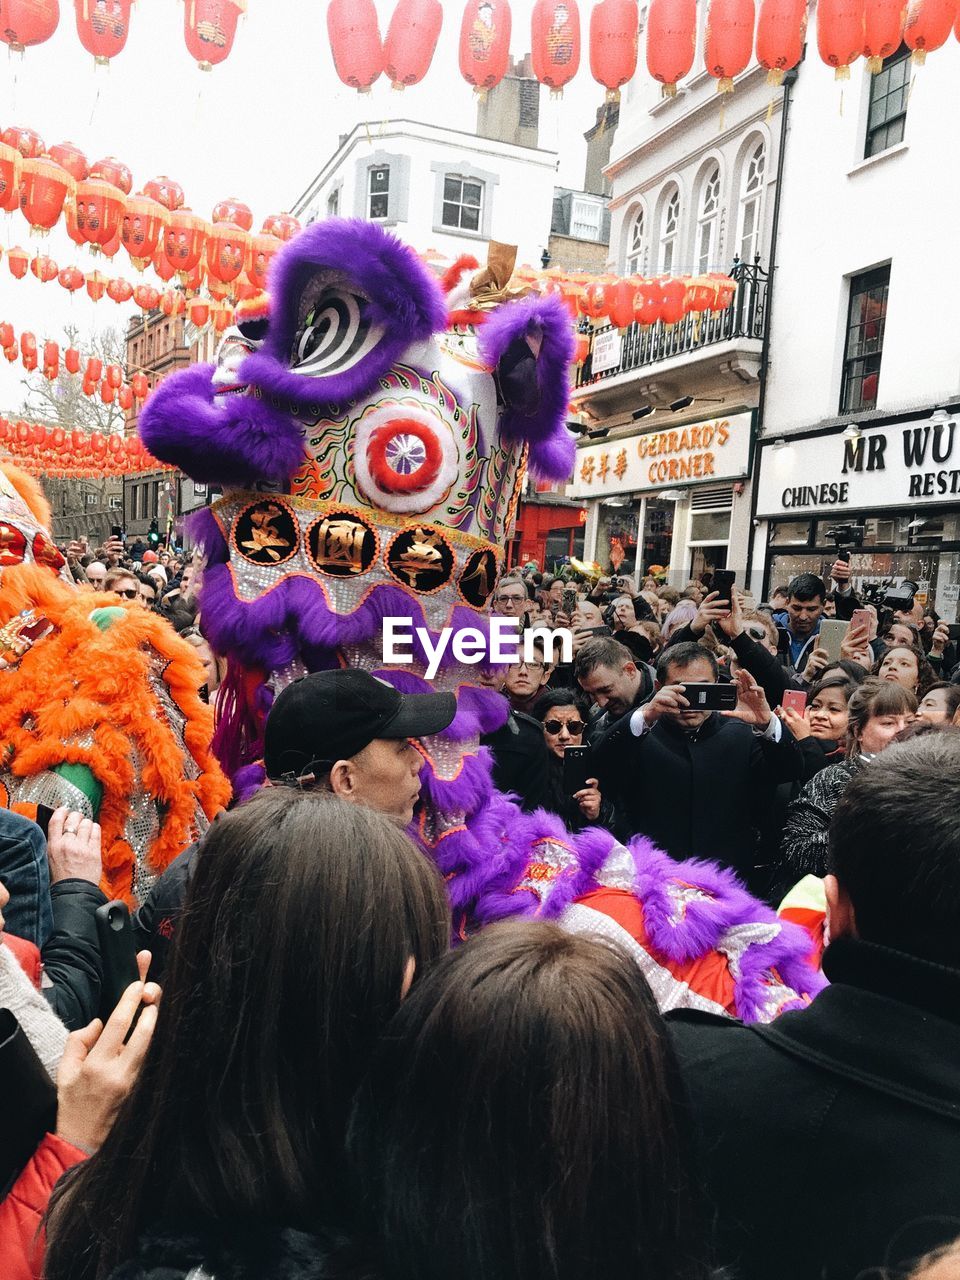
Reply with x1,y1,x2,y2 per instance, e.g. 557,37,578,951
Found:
0,418,169,480
0,0,246,71
0,317,152,409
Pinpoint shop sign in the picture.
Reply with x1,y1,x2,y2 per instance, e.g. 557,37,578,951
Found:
590,329,623,375
567,411,753,499
756,416,960,517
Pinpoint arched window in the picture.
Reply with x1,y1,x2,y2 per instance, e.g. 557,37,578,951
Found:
738,142,765,265
625,207,645,274
659,188,680,274
695,164,721,274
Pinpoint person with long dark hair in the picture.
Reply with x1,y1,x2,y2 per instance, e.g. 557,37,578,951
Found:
347,919,711,1280
43,789,450,1280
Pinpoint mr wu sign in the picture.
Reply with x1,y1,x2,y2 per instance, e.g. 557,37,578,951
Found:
756,414,960,517
567,411,753,500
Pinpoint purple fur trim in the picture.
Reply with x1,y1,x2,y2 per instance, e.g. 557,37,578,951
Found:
186,505,229,564
239,219,447,410
139,365,305,488
476,293,577,482
377,669,508,737
233,761,266,806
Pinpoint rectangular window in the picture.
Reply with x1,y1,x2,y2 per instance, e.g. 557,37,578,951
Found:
441,175,483,232
865,45,909,158
151,480,160,519
571,197,602,241
368,167,390,220
840,265,889,414
327,189,340,218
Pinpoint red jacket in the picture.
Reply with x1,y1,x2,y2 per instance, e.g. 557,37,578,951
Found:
0,936,86,1280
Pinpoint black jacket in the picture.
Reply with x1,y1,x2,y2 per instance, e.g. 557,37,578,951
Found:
480,711,550,813
592,711,803,895
132,844,198,985
669,936,960,1280
44,878,108,1029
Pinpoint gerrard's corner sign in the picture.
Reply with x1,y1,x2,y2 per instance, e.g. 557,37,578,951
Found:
756,414,960,518
566,410,753,500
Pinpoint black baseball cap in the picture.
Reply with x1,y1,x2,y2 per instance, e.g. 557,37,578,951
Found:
264,668,457,781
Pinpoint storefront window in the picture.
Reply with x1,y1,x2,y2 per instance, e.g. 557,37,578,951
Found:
597,502,640,575
769,520,812,546
640,499,673,576
689,510,731,542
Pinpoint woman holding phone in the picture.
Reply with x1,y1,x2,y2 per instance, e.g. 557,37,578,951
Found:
533,689,622,836
777,675,858,781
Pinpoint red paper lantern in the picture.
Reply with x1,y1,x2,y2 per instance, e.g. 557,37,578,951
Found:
74,0,133,64
189,298,211,327
106,276,133,303
633,280,664,326
260,212,300,242
163,208,207,280
686,275,718,312
99,382,115,405
161,290,186,317
47,140,88,182
120,193,167,271
704,0,756,92
0,5,59,53
18,156,73,231
28,422,44,444
119,384,134,411
105,362,122,388
0,143,23,212
90,155,133,195
579,278,611,318
30,254,58,283
43,340,58,370
20,331,37,359
817,0,865,77
645,0,696,93
86,270,108,301
384,0,443,87
0,323,13,349
152,246,176,283
65,346,81,373
90,432,107,455
58,264,85,292
605,278,638,329
589,0,639,100
1,126,45,158
531,0,581,93
245,232,281,291
132,371,149,399
133,282,160,311
659,276,688,325
756,0,807,80
212,196,252,230
142,175,184,212
459,0,512,94
328,0,383,91
4,347,19,363
63,198,86,247
75,178,126,247
7,247,29,279
904,0,956,60
183,0,245,70
206,220,248,287
863,0,905,68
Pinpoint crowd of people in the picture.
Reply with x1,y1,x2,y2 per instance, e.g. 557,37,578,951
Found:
3,534,960,1280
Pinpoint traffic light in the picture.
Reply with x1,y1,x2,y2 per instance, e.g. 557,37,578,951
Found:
148,519,160,547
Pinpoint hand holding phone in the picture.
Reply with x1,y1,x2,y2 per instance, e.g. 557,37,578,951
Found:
781,689,808,716
95,901,142,1026
850,608,876,641
562,744,593,796
818,619,850,662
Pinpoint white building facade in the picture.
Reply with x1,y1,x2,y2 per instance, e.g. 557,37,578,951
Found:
752,27,960,619
570,27,785,587
290,118,558,268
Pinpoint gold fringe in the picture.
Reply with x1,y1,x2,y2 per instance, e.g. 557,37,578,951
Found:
911,47,926,64
766,68,785,84
834,63,851,80
866,55,883,72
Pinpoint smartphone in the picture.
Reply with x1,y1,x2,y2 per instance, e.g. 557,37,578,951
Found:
562,744,593,796
678,682,738,711
34,803,55,840
562,587,577,617
948,623,960,643
850,608,875,640
818,618,850,662
110,525,123,540
711,569,736,606
781,689,808,716
95,900,141,1025
836,549,851,562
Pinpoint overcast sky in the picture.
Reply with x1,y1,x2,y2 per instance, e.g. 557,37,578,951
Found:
0,0,601,414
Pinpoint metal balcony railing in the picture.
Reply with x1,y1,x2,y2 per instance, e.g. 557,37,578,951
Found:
575,258,769,389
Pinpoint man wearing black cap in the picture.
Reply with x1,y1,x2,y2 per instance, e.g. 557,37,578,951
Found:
263,669,456,826
133,669,456,978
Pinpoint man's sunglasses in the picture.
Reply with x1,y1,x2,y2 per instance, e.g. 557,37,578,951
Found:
115,588,138,600
543,719,585,735
744,626,770,642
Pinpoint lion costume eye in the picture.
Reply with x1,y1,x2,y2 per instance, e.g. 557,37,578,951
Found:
293,289,384,378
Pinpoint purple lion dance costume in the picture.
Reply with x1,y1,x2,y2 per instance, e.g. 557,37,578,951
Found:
141,218,823,1021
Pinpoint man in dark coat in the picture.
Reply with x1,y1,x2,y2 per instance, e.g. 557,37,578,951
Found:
592,642,802,894
669,731,960,1280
